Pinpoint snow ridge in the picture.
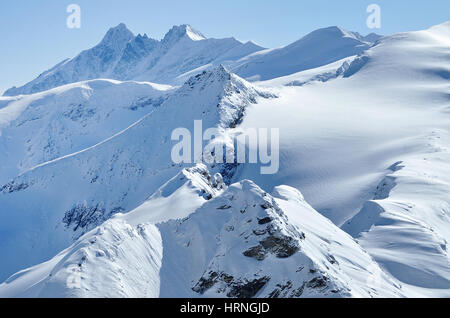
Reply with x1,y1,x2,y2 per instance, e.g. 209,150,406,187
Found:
0,168,403,298
3,24,264,96
1,21,449,298
0,67,272,282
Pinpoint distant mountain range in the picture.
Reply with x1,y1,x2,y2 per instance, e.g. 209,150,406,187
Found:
3,23,381,96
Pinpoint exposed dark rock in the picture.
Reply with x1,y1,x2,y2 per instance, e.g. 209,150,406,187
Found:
192,270,269,299
225,225,235,232
260,235,299,258
252,229,267,236
0,181,30,194
327,254,339,265
219,163,239,185
269,281,293,298
217,204,232,210
63,204,109,232
307,276,328,289
129,96,166,111
243,245,267,261
268,289,281,298
260,202,273,210
221,273,234,284
291,282,306,297
63,103,95,122
227,277,270,298
192,271,220,294
258,217,272,225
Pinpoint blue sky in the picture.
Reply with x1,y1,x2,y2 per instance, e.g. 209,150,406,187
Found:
0,0,449,94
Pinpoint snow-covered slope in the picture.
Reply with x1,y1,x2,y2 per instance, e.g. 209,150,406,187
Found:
0,79,174,184
3,24,264,96
257,55,357,88
4,24,136,96
341,132,450,290
231,26,375,81
3,24,380,96
159,180,403,298
0,21,449,298
0,66,272,282
0,168,404,298
234,21,450,295
0,164,223,298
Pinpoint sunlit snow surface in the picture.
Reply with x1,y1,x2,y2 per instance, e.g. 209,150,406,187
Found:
0,22,449,297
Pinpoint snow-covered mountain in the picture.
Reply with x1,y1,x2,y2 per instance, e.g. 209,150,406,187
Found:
234,21,450,296
0,65,273,282
230,26,377,81
3,24,265,96
0,165,403,298
3,24,379,96
0,21,449,298
0,79,174,184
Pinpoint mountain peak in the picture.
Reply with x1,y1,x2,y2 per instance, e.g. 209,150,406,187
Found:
305,26,355,40
182,65,232,90
362,32,383,43
163,24,206,44
100,23,135,46
301,26,382,44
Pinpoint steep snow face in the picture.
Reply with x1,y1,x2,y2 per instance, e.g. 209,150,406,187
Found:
3,24,264,96
0,164,222,298
0,175,403,298
3,24,379,96
258,55,357,88
234,21,450,295
231,26,374,81
163,24,206,44
124,34,263,85
4,24,136,96
126,164,226,225
0,79,174,184
159,180,403,298
0,67,271,282
0,220,163,298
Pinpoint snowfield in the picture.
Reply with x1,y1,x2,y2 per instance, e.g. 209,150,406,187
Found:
0,79,174,184
0,165,403,298
0,21,449,297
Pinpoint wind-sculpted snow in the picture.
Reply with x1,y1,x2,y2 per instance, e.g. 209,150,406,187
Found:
234,21,450,296
0,66,272,282
230,26,375,81
343,130,450,292
0,169,403,298
0,164,223,298
258,56,357,88
159,180,403,298
0,21,449,297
